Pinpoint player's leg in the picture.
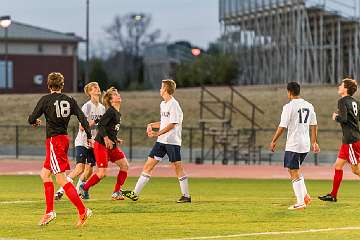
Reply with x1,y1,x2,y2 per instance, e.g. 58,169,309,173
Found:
112,156,129,200
167,144,191,203
51,135,91,227
79,142,108,198
284,152,306,210
55,172,92,227
123,142,165,201
319,143,349,202
55,163,84,200
39,167,56,226
75,149,95,197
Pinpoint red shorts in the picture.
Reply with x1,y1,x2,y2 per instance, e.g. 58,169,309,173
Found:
94,141,126,168
44,135,70,174
338,141,360,165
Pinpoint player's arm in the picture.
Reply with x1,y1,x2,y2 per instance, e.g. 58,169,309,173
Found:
150,104,181,137
28,97,45,127
270,106,289,152
270,127,286,152
97,109,115,149
147,122,160,133
310,125,320,153
151,123,176,138
333,100,347,123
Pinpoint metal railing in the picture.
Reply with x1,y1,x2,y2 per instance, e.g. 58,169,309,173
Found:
0,125,343,165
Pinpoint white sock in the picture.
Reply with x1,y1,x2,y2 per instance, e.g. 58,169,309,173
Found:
134,172,151,196
299,176,308,197
179,176,190,197
66,176,73,183
292,178,304,205
76,178,84,192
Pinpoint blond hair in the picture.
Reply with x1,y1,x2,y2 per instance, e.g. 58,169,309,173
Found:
162,79,176,95
102,87,118,108
84,82,99,97
47,72,64,91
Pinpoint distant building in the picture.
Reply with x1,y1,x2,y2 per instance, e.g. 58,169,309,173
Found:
143,41,196,89
0,21,82,93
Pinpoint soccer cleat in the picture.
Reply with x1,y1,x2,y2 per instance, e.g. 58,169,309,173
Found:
39,211,56,226
122,190,139,201
111,191,125,200
76,208,92,228
177,195,191,203
54,191,64,201
318,193,337,202
288,203,306,210
78,183,90,200
304,194,311,206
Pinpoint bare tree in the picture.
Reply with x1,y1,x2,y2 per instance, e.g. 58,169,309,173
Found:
105,13,161,57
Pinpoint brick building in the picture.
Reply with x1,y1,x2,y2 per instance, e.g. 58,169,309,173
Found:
0,21,82,93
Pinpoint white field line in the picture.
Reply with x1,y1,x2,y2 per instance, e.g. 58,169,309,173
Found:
0,198,109,205
163,226,360,240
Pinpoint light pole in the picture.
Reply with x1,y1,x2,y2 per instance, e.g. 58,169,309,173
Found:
85,0,90,84
0,16,11,89
131,14,145,57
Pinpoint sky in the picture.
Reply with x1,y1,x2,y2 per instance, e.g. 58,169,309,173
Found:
1,0,220,57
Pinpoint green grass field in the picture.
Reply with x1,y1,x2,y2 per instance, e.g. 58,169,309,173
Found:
1,176,360,240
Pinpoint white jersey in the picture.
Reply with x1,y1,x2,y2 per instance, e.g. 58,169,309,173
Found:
74,100,106,147
157,97,183,146
279,98,317,153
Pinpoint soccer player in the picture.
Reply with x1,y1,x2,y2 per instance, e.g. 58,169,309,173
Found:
270,82,320,210
54,82,105,200
319,79,360,202
123,79,191,203
79,87,129,200
28,72,92,227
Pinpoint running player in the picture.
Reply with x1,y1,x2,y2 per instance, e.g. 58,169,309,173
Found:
79,87,129,200
28,72,92,227
319,79,360,202
54,82,105,200
270,82,320,210
123,79,191,203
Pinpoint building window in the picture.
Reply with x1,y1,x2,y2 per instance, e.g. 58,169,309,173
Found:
61,45,68,55
0,61,13,89
38,44,43,53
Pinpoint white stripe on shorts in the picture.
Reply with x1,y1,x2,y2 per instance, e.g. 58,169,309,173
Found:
50,138,61,174
349,144,357,165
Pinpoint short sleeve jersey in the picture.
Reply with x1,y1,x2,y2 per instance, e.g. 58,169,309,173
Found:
28,93,91,139
95,106,122,147
74,100,106,147
335,96,360,144
279,98,317,153
157,97,183,146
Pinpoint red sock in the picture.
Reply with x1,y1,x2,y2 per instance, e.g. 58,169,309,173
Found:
63,182,86,215
114,170,128,192
330,169,343,197
43,182,54,214
83,173,101,191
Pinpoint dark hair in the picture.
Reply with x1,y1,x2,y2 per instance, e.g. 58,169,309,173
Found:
287,82,300,96
342,78,358,96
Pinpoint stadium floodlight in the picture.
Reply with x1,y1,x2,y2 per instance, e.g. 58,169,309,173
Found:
132,14,145,21
0,16,11,28
191,48,201,57
0,15,11,89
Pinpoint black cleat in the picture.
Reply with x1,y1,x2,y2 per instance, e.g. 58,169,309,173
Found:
54,191,64,201
318,193,337,202
177,195,191,203
122,190,139,201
